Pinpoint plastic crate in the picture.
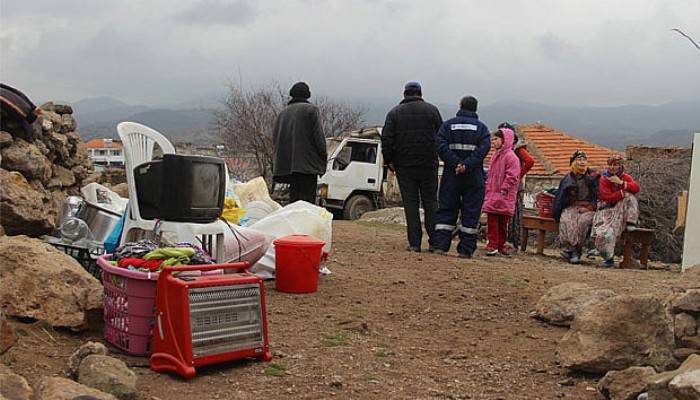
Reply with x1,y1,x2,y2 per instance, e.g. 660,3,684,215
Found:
49,242,104,282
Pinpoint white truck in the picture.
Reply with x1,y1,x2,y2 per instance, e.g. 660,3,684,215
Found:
317,127,387,220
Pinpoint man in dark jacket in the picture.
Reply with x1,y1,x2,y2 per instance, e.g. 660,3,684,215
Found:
433,96,491,258
382,82,443,252
272,82,328,203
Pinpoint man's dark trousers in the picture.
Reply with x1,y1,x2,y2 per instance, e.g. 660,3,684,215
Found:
289,173,317,203
395,166,438,249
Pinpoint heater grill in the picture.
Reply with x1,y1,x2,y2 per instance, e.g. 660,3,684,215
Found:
188,284,264,357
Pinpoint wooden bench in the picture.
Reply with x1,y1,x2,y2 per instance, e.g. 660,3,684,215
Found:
620,228,654,269
521,215,559,255
520,215,654,269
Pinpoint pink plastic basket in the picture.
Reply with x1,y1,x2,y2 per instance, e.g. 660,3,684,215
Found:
98,255,160,356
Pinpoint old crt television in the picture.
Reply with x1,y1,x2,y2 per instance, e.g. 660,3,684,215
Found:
134,154,226,223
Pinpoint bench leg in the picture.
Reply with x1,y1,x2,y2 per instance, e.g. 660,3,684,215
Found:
621,236,633,269
537,230,545,255
521,228,529,252
639,243,650,269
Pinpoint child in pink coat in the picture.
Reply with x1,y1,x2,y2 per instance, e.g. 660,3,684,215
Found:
482,128,521,256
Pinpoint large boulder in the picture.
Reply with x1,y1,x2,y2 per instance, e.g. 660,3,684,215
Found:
675,313,698,339
68,341,109,378
533,282,617,326
0,310,15,354
558,295,676,374
78,355,137,400
0,139,52,184
35,377,117,400
647,354,700,392
0,363,33,400
0,169,57,236
597,366,657,400
0,235,102,329
47,164,76,189
669,369,700,400
672,289,700,313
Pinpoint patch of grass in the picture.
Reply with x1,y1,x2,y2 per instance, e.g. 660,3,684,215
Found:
374,347,389,358
264,363,286,377
353,220,405,232
321,332,349,347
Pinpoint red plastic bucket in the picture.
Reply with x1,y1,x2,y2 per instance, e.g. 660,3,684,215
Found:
273,235,325,293
536,192,555,218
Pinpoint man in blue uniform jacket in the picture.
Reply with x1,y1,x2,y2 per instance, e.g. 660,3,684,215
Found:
432,96,491,258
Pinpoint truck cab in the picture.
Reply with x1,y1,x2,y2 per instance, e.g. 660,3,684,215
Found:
317,127,384,220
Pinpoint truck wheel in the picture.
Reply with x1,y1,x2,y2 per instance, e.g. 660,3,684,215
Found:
343,194,374,220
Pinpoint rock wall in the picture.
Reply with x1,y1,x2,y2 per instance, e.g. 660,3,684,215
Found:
0,102,94,236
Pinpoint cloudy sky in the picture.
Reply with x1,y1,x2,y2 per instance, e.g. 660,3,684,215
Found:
1,0,699,107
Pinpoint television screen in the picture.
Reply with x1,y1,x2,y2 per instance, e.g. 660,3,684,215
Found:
135,154,226,223
190,162,221,209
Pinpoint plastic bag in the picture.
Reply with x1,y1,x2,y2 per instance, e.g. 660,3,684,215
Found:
220,222,273,266
233,177,281,212
221,197,245,225
248,201,333,279
80,182,128,215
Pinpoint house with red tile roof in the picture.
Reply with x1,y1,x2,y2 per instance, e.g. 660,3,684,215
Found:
84,138,124,169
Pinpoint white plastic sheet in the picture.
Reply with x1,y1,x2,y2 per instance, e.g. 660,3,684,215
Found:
249,201,333,279
80,182,128,214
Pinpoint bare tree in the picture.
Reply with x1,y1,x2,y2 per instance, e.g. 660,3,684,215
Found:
213,81,366,183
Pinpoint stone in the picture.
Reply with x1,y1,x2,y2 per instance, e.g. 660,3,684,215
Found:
676,313,698,339
47,165,76,188
669,370,700,400
0,131,12,148
533,282,617,326
35,377,117,400
0,169,57,236
68,341,109,378
675,348,700,361
0,311,15,354
1,139,52,183
46,131,70,161
647,354,700,390
39,102,55,112
680,336,700,350
0,363,33,400
558,295,676,374
110,183,129,198
672,290,700,313
598,366,657,400
78,355,137,400
53,103,73,115
59,114,76,133
0,235,103,329
647,388,679,400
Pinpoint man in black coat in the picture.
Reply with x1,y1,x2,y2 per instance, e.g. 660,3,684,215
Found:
272,82,328,203
382,82,443,252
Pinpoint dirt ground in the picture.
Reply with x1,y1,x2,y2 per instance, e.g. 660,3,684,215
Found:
2,220,689,400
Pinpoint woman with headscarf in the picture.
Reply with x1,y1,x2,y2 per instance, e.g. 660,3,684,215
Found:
552,150,599,264
482,127,521,256
590,155,640,267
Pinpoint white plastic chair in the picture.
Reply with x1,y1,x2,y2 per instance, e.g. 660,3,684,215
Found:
117,121,227,261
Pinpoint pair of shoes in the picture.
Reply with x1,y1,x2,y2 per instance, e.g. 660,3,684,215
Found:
569,252,581,264
587,249,600,259
485,248,499,257
432,248,447,255
499,250,511,257
406,245,421,253
560,250,573,260
458,252,472,259
599,258,615,268
625,223,638,232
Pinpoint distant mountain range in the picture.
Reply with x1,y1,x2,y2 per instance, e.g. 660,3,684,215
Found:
71,96,700,150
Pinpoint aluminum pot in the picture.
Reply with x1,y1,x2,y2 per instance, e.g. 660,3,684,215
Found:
76,200,123,244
